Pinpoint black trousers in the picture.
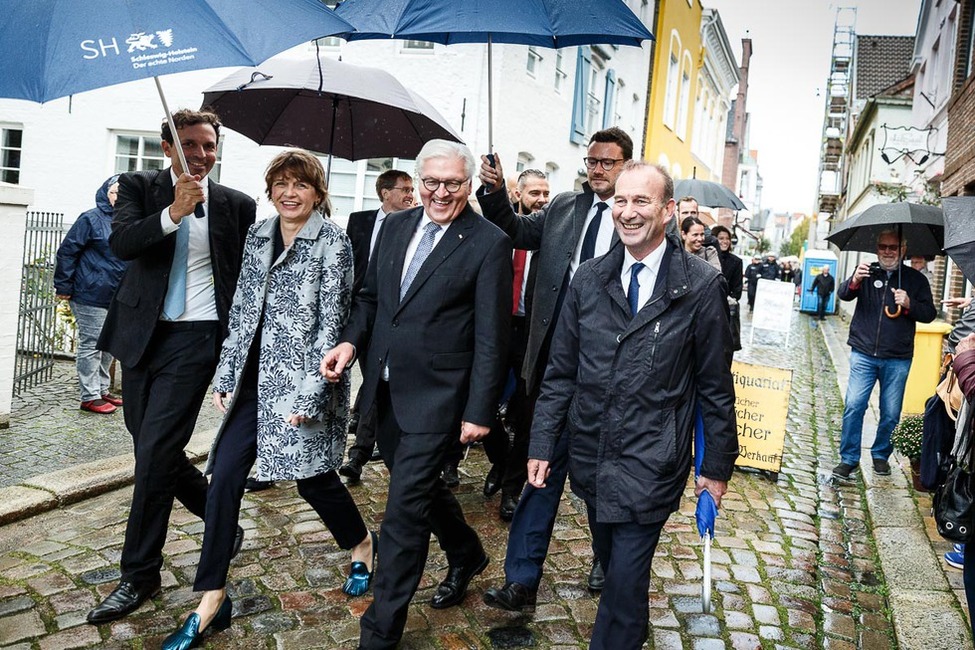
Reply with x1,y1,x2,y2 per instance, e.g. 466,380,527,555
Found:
358,382,483,650
119,321,220,585
817,293,829,319
347,392,378,464
495,316,532,496
587,504,665,650
194,386,368,591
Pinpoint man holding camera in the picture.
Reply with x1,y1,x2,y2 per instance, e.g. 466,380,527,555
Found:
832,230,936,482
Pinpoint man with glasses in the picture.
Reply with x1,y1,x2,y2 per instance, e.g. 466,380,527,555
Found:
338,169,415,484
475,127,632,611
832,230,936,483
321,140,511,649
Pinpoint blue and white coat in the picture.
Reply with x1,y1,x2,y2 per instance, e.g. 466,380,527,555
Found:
207,212,353,481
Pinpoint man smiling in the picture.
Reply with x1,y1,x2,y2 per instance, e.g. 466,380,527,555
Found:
526,161,738,649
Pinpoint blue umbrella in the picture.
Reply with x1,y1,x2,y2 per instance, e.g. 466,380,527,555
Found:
334,0,653,150
694,406,718,613
0,0,353,171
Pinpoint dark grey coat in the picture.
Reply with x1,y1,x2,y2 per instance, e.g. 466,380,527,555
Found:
529,236,739,524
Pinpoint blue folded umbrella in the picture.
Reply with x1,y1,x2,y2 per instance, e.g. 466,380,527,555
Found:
694,405,717,613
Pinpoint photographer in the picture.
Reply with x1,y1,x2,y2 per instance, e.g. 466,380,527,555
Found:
831,230,936,483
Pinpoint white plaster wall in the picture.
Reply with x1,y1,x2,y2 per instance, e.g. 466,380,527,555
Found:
0,184,33,426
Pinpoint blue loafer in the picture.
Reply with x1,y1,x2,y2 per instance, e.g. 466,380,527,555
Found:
161,596,232,650
343,531,378,596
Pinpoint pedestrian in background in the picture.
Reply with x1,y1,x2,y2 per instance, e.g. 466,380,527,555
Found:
809,265,834,321
744,255,762,312
163,149,375,649
54,175,126,414
832,230,936,482
711,224,742,363
680,215,721,271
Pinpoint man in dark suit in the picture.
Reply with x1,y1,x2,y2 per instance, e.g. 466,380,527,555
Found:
87,109,255,625
476,126,632,611
339,169,415,483
321,140,511,650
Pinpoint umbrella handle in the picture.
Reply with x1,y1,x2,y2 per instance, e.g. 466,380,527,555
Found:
884,305,902,319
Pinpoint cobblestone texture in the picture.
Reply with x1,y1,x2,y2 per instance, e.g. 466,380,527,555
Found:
0,311,968,648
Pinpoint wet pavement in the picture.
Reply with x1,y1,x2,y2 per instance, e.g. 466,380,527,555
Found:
0,308,970,648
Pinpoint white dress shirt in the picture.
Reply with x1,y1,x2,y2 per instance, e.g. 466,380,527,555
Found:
399,214,446,285
570,195,615,279
620,240,666,314
159,171,217,322
368,207,387,260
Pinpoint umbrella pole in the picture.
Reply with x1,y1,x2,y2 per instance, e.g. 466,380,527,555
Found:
154,77,189,176
325,97,338,184
487,35,494,154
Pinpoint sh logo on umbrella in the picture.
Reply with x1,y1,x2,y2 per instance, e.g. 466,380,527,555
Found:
81,29,195,69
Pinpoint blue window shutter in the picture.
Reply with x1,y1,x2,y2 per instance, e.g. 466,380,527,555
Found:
570,47,592,144
602,69,616,129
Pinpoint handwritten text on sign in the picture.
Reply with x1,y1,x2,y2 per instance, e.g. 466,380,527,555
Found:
731,360,792,472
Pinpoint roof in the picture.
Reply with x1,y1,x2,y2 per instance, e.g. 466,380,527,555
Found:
855,35,915,101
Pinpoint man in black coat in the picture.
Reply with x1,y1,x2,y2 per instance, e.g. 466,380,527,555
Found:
744,255,761,312
321,140,511,650
339,169,415,482
88,109,255,624
528,161,737,649
809,264,835,320
476,127,633,611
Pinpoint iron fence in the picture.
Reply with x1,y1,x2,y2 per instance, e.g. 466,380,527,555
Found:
15,211,64,396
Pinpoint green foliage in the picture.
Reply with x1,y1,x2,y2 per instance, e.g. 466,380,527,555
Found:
779,217,812,258
755,236,771,254
891,414,924,459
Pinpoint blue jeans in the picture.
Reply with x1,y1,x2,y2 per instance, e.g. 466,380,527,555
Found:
838,349,912,465
504,432,570,590
70,301,112,401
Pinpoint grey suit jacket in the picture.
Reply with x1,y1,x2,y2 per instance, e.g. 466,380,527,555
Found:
477,182,618,392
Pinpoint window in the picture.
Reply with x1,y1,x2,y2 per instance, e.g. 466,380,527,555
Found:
516,152,535,173
555,51,567,91
676,54,692,139
1,126,22,184
114,132,222,182
322,156,415,224
310,36,341,49
663,33,680,129
570,47,593,144
527,47,542,76
403,40,434,51
602,70,617,129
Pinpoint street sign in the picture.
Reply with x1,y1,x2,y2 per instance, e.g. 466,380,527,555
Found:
731,360,792,473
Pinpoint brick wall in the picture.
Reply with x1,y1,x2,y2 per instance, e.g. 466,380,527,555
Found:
943,71,975,195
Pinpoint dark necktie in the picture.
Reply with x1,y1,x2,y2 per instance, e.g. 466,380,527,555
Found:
193,202,205,219
628,262,645,317
580,201,608,263
400,222,440,299
511,249,527,315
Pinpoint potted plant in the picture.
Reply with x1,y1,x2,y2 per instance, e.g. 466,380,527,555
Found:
891,414,925,491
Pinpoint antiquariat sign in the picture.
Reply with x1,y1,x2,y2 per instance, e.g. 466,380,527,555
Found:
730,360,792,472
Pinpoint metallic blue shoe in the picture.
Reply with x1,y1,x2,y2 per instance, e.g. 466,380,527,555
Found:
342,531,378,597
161,596,233,649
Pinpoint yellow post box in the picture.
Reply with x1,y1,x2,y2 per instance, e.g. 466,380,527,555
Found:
902,320,953,415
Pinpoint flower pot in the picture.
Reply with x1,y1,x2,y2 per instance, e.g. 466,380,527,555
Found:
909,458,927,492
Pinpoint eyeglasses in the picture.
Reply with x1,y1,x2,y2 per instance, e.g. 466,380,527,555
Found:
390,186,413,193
583,157,625,171
420,177,467,193
877,243,901,252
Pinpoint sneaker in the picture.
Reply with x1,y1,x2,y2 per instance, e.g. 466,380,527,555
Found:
945,551,965,570
832,462,859,482
954,543,965,553
81,399,117,414
101,393,123,407
872,458,891,476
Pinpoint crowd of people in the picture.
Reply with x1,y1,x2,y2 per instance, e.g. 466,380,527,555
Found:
53,105,959,648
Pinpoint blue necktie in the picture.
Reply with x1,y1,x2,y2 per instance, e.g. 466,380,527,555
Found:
580,202,608,263
400,222,440,300
162,216,191,320
628,262,645,317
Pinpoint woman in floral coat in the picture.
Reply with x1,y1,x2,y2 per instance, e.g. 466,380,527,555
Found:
163,150,375,649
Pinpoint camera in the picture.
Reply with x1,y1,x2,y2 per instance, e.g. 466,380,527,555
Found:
868,262,884,278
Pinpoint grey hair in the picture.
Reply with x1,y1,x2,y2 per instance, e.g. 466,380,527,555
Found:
619,160,675,202
415,139,476,180
877,228,908,248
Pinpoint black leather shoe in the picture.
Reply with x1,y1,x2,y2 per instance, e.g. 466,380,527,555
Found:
86,578,161,624
231,525,245,559
483,581,536,612
483,464,503,497
339,457,364,482
442,462,460,488
587,557,605,592
244,478,275,492
430,553,489,609
499,492,518,522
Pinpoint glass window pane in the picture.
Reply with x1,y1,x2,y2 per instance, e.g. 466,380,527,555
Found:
330,195,355,218
328,172,357,196
4,128,22,148
144,139,164,159
116,135,140,156
1,169,19,184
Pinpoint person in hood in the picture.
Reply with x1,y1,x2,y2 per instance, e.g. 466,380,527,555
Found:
55,175,127,414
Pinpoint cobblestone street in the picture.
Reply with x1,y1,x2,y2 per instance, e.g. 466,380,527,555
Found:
0,311,969,649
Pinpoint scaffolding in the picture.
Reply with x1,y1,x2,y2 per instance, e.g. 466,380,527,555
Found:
816,7,857,218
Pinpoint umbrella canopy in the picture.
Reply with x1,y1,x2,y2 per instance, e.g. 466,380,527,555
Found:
943,197,975,283
333,0,653,150
201,54,463,162
0,0,354,103
674,178,746,211
825,202,944,257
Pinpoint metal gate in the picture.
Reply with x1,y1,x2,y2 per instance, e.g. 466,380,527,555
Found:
14,211,64,396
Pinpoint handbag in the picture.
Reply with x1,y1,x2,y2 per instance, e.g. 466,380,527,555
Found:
933,460,975,543
936,354,964,421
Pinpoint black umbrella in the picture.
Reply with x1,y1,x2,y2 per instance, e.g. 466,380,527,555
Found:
825,202,943,257
673,178,746,211
201,52,463,175
943,197,975,282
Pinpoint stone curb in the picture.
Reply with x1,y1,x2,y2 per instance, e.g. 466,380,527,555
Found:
816,316,971,648
0,427,217,527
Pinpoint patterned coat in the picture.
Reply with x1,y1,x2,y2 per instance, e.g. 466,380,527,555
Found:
207,212,353,481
